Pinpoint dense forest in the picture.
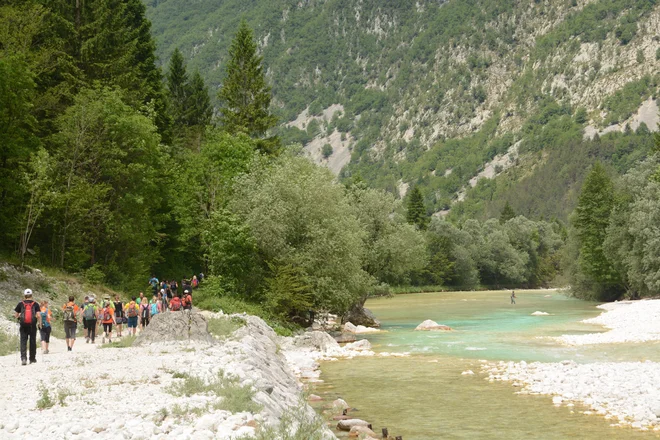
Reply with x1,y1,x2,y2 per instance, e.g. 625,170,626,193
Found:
2,0,660,333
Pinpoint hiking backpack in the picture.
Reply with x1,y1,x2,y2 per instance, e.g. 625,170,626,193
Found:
20,301,35,325
83,304,96,320
102,307,112,322
150,302,158,315
63,303,76,322
127,302,138,318
170,297,182,311
40,309,50,327
141,305,150,319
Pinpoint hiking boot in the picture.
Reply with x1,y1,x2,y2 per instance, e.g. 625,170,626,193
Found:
86,337,89,343
108,339,112,343
29,359,36,364
44,349,49,354
67,346,72,352
102,336,105,344
21,359,27,366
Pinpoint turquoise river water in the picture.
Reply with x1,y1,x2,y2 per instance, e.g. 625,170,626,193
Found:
315,290,660,439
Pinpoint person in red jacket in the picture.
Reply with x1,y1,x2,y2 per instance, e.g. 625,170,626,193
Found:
14,289,41,365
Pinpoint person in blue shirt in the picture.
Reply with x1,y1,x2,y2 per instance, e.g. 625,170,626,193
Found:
148,275,159,295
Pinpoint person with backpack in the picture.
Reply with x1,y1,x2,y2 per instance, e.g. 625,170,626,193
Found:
148,275,159,295
139,297,150,329
81,296,90,335
169,294,182,311
14,289,41,365
83,297,99,343
182,289,193,311
125,297,140,336
113,294,124,337
100,300,115,344
39,299,53,354
192,275,199,289
62,296,80,352
150,295,161,318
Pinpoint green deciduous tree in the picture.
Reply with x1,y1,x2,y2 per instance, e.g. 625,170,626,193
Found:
218,21,278,154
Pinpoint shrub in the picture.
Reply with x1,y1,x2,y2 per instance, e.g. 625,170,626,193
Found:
36,385,54,410
321,143,333,158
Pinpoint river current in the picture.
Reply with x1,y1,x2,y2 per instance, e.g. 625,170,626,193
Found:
316,290,660,439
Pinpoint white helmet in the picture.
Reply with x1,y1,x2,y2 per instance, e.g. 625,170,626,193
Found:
23,289,33,297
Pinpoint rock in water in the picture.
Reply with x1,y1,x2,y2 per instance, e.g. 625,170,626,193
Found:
332,332,357,343
345,306,381,328
349,425,377,437
337,419,370,431
531,311,549,316
134,311,215,345
343,322,358,333
414,319,452,331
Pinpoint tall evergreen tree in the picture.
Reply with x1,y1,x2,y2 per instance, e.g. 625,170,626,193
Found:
571,162,622,300
499,201,516,224
406,185,429,231
186,70,213,128
218,20,277,153
166,47,189,129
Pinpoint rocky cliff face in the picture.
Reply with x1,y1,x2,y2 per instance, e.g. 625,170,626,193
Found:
147,0,660,213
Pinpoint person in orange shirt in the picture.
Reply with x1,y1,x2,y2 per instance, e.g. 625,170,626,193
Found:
100,300,116,344
39,299,53,354
62,296,80,352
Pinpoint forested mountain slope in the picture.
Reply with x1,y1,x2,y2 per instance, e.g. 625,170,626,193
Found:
146,0,660,220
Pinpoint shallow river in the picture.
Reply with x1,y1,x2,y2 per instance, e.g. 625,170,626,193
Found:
316,290,660,439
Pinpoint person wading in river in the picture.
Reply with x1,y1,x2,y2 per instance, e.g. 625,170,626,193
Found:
511,291,516,305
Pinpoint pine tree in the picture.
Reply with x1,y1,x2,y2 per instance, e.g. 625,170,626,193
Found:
186,70,213,128
166,48,189,129
406,185,429,231
499,201,516,224
218,21,277,148
572,162,622,299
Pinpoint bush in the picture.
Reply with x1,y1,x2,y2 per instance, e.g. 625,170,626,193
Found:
321,143,333,158
84,264,106,285
167,371,261,413
207,316,245,339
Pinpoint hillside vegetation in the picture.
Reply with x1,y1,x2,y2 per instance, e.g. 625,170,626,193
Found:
146,0,660,218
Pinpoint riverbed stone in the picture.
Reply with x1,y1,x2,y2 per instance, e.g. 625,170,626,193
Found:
414,319,452,331
337,419,370,431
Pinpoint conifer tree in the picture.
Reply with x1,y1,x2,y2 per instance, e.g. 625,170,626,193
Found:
499,201,516,224
406,185,429,231
218,21,277,152
166,48,189,129
186,70,213,128
572,162,621,299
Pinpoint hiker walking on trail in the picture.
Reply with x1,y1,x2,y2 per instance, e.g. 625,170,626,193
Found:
83,297,99,343
139,297,150,329
39,299,53,354
62,296,80,352
125,297,139,336
113,294,124,337
100,300,115,344
169,293,182,311
150,295,161,317
148,276,159,295
15,289,41,365
182,289,193,310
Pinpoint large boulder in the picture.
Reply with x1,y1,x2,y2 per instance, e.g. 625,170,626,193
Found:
345,306,380,328
414,319,452,331
134,311,215,346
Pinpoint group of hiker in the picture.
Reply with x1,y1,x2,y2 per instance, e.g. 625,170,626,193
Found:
13,273,202,366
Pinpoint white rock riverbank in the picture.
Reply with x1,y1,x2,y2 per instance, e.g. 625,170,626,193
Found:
0,314,336,440
484,299,660,431
558,299,660,345
483,360,660,430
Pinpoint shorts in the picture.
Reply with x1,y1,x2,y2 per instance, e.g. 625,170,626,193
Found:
115,315,123,325
127,316,138,328
64,321,77,339
103,323,113,333
40,326,52,343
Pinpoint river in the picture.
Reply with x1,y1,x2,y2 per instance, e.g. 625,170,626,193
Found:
315,290,660,439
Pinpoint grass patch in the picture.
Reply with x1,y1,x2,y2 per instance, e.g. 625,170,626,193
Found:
167,371,261,413
36,385,54,410
235,402,326,440
0,327,18,356
195,287,297,337
100,335,136,348
207,316,245,339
